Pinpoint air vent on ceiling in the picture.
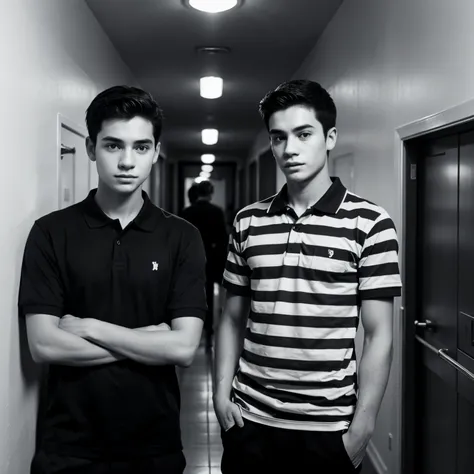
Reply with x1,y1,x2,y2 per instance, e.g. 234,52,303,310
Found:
195,46,231,55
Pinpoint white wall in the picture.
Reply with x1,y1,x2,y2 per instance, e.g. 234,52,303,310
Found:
253,0,474,472
0,1,134,472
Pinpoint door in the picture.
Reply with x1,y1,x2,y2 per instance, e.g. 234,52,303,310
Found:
413,132,474,474
249,160,257,204
59,123,91,209
258,148,276,200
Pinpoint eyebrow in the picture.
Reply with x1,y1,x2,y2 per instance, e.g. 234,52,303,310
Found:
269,124,315,134
101,136,154,145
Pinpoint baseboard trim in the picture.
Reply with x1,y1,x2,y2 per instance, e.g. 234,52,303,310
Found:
367,440,388,474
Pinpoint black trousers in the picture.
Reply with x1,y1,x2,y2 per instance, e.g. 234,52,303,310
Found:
221,419,363,474
30,450,186,474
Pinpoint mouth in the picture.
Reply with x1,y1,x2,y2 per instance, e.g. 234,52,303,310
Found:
284,162,304,169
115,175,137,179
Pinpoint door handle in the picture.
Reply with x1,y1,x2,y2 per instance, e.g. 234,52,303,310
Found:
414,319,436,330
415,335,474,383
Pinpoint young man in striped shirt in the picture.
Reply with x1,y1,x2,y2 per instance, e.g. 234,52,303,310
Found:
213,80,402,473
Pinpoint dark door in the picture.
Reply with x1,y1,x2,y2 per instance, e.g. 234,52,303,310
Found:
258,148,276,200
249,160,257,204
414,132,474,474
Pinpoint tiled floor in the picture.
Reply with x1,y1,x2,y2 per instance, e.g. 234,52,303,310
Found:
178,342,220,474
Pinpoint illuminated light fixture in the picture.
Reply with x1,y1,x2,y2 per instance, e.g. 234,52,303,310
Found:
200,76,223,99
201,154,215,164
194,176,205,183
188,0,239,14
200,171,211,179
202,128,218,145
201,164,213,173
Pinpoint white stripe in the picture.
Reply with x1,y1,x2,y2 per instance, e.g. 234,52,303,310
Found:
249,322,357,340
362,250,399,267
239,358,357,383
244,339,353,362
359,275,402,290
252,301,358,317
253,278,357,295
234,377,356,400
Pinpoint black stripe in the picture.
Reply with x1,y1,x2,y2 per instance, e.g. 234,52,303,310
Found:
361,239,399,259
366,217,396,239
242,349,352,372
249,312,359,328
252,265,358,284
238,372,356,389
249,223,294,236
225,260,251,277
234,391,354,423
359,262,400,278
345,194,375,206
246,329,354,350
336,207,381,221
236,372,357,406
252,290,358,306
360,287,401,299
223,281,251,297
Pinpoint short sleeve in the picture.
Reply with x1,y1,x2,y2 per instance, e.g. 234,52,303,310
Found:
222,214,251,297
167,225,207,320
18,222,65,317
358,212,402,300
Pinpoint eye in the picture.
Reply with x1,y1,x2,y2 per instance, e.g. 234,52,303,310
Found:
136,145,150,153
272,135,285,143
299,132,311,139
105,143,120,151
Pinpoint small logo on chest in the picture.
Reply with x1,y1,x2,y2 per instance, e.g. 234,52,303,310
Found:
152,261,159,271
328,249,334,258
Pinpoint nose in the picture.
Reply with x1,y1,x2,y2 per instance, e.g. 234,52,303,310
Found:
283,135,299,157
118,147,135,170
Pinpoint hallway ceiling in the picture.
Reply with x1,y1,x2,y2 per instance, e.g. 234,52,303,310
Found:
85,0,343,163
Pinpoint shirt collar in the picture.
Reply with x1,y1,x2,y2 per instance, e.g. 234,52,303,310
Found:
267,177,347,216
82,189,158,232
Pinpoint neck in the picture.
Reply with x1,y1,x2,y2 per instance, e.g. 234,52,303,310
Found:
286,169,332,216
95,183,144,226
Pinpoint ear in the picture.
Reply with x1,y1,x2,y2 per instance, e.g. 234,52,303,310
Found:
152,142,161,165
326,127,337,152
86,137,96,162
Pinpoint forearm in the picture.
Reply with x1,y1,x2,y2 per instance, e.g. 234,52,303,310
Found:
34,329,123,367
86,320,196,367
350,331,393,437
213,312,246,400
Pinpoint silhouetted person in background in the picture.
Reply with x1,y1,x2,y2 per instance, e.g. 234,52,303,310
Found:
180,180,228,348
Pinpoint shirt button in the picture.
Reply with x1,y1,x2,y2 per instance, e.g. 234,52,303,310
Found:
116,240,121,245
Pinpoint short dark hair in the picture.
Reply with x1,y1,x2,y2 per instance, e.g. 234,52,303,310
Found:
258,80,337,137
197,180,214,198
86,85,164,145
188,184,199,204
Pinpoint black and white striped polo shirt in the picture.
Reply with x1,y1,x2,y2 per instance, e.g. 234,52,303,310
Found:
222,177,402,431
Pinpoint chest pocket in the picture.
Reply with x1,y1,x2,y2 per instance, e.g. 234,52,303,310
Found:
299,246,357,274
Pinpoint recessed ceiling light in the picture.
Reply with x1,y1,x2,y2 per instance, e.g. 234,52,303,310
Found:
202,129,218,145
200,76,223,99
200,171,211,179
187,0,240,13
195,176,205,183
202,164,213,173
201,154,216,164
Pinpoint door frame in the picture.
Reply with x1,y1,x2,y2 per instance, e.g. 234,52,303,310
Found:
396,99,474,474
56,114,88,209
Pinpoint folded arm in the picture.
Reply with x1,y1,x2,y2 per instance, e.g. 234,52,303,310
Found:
59,314,204,367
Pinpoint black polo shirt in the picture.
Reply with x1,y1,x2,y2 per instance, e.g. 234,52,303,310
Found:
18,190,207,459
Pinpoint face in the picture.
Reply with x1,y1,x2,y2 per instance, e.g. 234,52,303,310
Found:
269,105,337,184
86,116,159,195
